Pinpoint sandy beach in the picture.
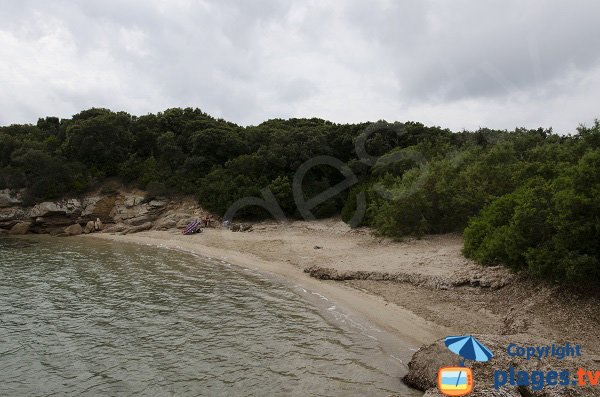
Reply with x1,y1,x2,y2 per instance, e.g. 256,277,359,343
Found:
87,222,449,350
88,219,600,359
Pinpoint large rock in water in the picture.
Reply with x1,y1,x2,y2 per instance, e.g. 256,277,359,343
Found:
9,221,31,235
404,335,600,396
64,223,83,236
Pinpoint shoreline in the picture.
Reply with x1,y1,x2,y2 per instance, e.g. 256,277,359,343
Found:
82,220,600,396
85,229,451,350
83,220,600,355
13,218,600,396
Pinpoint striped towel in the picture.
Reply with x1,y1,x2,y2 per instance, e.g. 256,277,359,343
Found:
183,219,200,235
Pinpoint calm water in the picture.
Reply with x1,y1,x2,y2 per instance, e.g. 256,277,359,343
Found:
0,236,419,396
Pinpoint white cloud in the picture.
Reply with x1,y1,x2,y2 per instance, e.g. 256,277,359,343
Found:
0,0,599,133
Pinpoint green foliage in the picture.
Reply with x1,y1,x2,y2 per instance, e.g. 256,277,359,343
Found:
62,110,134,176
341,185,370,227
464,148,600,286
0,108,598,285
145,181,168,200
8,148,90,202
268,176,295,214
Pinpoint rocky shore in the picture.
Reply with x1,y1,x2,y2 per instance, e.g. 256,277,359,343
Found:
0,187,206,237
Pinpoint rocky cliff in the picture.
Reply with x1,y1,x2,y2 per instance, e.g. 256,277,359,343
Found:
0,188,207,236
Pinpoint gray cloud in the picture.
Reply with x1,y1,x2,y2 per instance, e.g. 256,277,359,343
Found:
0,0,599,133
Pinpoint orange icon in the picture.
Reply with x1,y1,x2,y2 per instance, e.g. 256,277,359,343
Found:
438,366,473,396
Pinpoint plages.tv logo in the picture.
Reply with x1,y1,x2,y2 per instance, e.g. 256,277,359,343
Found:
438,335,494,396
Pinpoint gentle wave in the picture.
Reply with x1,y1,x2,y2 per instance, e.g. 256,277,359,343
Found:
0,236,419,396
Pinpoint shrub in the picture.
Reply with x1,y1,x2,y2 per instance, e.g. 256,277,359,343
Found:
464,150,600,286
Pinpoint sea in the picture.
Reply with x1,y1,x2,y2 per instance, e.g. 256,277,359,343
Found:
0,235,420,396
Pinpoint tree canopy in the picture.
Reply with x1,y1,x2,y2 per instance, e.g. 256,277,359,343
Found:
1,108,598,286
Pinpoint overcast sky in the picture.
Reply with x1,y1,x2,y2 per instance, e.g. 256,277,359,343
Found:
1,0,599,133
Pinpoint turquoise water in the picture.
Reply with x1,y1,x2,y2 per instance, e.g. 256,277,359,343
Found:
0,236,419,396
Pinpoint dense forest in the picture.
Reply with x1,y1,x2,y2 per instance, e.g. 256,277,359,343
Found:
1,108,599,286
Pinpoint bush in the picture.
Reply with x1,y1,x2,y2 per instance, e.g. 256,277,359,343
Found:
463,180,553,269
464,150,600,286
1,107,598,286
145,181,168,200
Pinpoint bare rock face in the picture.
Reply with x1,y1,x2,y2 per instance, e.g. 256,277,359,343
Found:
9,221,31,235
0,208,26,229
123,195,145,208
81,196,117,222
64,223,83,236
29,199,82,218
83,221,96,234
126,215,155,226
0,189,23,208
101,223,128,234
153,217,178,230
120,222,153,235
148,200,167,208
176,218,191,228
26,200,83,231
23,200,82,233
154,212,197,230
111,196,167,226
0,191,205,235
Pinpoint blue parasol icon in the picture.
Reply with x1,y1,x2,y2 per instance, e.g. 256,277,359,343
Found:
444,335,493,365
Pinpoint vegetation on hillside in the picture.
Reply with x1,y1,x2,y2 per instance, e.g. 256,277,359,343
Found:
1,108,598,286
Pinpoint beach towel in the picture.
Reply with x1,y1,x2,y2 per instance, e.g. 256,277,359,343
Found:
182,219,201,235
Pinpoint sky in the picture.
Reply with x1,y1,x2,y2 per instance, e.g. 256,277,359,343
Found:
1,0,599,133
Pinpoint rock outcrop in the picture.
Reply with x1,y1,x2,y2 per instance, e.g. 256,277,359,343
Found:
64,223,83,236
153,212,197,230
110,197,168,227
0,189,23,208
303,265,514,290
1,207,26,229
9,221,31,235
83,221,96,234
81,196,117,222
120,221,153,235
0,187,208,236
29,199,82,218
26,199,83,232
